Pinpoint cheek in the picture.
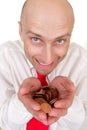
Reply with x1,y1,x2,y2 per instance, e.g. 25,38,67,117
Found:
24,41,42,58
54,45,69,61
56,48,68,57
24,45,34,59
23,40,33,58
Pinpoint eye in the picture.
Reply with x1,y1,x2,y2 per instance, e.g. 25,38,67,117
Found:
32,37,40,43
56,39,65,44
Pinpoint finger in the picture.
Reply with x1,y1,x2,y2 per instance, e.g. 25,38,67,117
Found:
51,76,75,92
35,110,48,125
48,108,67,117
28,109,48,125
47,116,58,125
54,98,73,108
47,108,67,125
61,78,75,93
19,94,41,111
19,77,41,95
51,76,75,101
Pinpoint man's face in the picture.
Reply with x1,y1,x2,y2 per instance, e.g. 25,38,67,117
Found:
19,0,74,75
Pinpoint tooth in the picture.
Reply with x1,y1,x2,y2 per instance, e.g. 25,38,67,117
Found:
40,63,51,66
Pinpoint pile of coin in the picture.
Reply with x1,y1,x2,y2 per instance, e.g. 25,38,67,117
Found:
33,86,59,113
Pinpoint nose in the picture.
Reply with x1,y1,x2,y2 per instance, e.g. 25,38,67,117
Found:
43,45,54,64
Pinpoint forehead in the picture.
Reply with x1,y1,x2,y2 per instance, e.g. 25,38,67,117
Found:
21,0,74,38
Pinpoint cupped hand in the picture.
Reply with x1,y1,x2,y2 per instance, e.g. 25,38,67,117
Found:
47,76,75,125
18,77,48,125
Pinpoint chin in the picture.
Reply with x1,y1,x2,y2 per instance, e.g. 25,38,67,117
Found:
37,68,54,75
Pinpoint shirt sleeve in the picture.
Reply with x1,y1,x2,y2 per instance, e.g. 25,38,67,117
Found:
56,96,85,130
55,72,87,130
50,95,85,130
0,52,32,128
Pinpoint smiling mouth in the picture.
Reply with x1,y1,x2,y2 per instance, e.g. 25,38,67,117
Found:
35,59,53,67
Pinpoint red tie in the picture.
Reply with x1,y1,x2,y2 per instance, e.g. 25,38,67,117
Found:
26,72,49,130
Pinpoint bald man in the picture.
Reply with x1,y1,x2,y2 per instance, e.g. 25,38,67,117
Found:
0,0,87,130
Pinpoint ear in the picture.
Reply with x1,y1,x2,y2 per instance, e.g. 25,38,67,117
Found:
18,21,22,36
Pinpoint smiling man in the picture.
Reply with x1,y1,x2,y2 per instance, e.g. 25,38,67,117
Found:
19,0,74,75
0,0,87,130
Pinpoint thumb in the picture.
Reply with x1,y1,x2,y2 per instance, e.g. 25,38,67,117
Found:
19,77,41,95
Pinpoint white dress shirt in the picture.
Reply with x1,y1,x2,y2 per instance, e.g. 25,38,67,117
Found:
0,40,87,130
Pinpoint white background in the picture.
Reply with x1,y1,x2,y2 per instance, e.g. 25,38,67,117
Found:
0,0,87,49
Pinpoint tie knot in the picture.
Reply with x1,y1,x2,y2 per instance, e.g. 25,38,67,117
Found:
37,72,48,86
37,72,46,79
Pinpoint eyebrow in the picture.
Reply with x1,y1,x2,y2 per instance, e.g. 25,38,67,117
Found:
26,30,71,39
26,30,43,37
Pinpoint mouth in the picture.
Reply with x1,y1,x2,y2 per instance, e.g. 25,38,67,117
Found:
35,59,54,68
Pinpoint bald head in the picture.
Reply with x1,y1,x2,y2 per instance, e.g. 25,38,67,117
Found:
19,0,75,42
20,0,74,25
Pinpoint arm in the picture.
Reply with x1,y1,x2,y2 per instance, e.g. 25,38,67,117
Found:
0,67,33,127
0,50,38,128
0,64,47,128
